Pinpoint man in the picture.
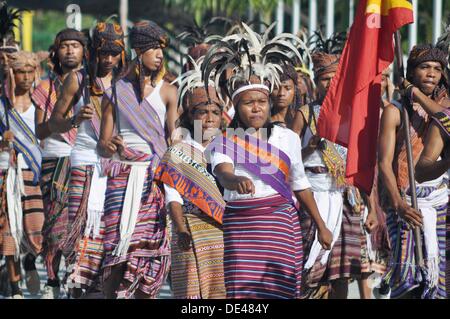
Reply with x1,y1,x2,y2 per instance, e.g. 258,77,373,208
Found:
97,20,178,299
378,44,449,299
292,48,378,299
31,28,85,299
0,51,44,299
47,24,127,298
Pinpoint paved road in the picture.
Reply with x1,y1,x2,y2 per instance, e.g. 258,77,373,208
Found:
0,255,172,299
0,255,368,299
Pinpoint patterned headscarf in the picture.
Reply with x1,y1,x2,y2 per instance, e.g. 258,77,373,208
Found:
7,50,45,104
406,44,448,89
311,51,340,79
49,28,87,75
89,22,127,95
129,21,169,100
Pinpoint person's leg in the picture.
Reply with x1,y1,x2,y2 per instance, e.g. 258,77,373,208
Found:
103,264,126,299
358,273,373,299
6,256,22,297
329,279,349,299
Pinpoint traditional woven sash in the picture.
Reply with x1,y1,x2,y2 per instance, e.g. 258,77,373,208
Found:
31,75,77,146
207,132,293,201
155,141,225,224
105,78,168,159
299,103,347,187
0,100,42,184
432,108,450,139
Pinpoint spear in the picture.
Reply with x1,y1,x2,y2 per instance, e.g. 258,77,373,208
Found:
393,30,425,270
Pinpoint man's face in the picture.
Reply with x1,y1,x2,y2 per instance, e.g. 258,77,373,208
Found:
315,71,336,100
98,51,122,74
14,66,35,92
411,61,443,96
57,40,83,70
271,79,295,109
140,46,164,72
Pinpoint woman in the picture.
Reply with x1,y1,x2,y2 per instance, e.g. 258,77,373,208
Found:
155,61,226,298
203,24,333,299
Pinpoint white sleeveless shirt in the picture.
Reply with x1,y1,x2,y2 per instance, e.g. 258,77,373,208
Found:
70,95,101,167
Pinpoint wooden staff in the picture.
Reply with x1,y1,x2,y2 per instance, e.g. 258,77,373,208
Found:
394,30,424,269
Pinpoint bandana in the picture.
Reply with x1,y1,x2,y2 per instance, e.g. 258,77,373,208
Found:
129,21,169,52
311,51,340,78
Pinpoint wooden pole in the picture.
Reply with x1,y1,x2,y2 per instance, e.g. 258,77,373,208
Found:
394,30,424,269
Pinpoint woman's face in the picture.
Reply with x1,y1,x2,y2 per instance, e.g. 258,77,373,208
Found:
237,90,270,130
190,103,222,140
271,79,295,110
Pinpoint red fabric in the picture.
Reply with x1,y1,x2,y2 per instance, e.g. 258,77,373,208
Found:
317,0,413,194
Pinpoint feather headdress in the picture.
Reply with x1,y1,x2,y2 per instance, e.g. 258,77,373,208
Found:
201,22,307,105
172,55,219,109
0,1,26,53
309,28,347,55
436,18,450,68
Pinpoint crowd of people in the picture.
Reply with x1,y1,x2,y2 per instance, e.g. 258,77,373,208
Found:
0,1,449,299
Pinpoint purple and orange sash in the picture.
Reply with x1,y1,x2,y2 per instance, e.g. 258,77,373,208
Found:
207,132,293,201
31,74,77,146
104,78,168,159
154,141,225,224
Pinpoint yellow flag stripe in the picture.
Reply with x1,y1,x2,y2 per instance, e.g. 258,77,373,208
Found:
366,0,413,16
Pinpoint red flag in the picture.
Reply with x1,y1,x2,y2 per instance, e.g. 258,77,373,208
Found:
317,0,414,194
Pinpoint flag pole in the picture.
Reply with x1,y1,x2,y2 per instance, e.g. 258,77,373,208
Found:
393,30,424,269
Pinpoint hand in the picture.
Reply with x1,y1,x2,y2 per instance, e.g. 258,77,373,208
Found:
111,135,126,155
177,229,192,251
2,131,14,143
397,202,423,229
399,78,414,102
317,226,333,250
307,135,322,150
234,176,255,195
74,104,94,125
364,210,379,233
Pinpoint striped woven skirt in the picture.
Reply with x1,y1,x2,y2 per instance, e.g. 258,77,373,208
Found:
170,205,225,299
0,169,44,256
102,164,170,299
300,195,369,297
447,194,450,298
223,194,303,299
40,157,71,280
383,186,447,299
62,165,105,292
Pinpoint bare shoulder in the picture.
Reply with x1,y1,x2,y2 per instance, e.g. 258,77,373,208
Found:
161,81,178,105
381,103,401,126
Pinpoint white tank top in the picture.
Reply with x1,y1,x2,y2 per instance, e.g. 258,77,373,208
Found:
70,95,100,167
0,103,36,170
119,80,167,155
42,134,72,158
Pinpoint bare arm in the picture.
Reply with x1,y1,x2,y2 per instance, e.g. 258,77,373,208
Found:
168,201,192,251
48,72,79,133
35,108,52,140
97,96,124,158
415,122,450,183
213,163,255,195
412,87,448,116
291,109,305,135
378,104,422,227
163,83,179,145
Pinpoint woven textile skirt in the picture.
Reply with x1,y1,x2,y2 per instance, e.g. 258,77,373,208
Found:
102,164,170,299
170,206,225,299
0,169,44,256
40,157,70,280
223,194,303,299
